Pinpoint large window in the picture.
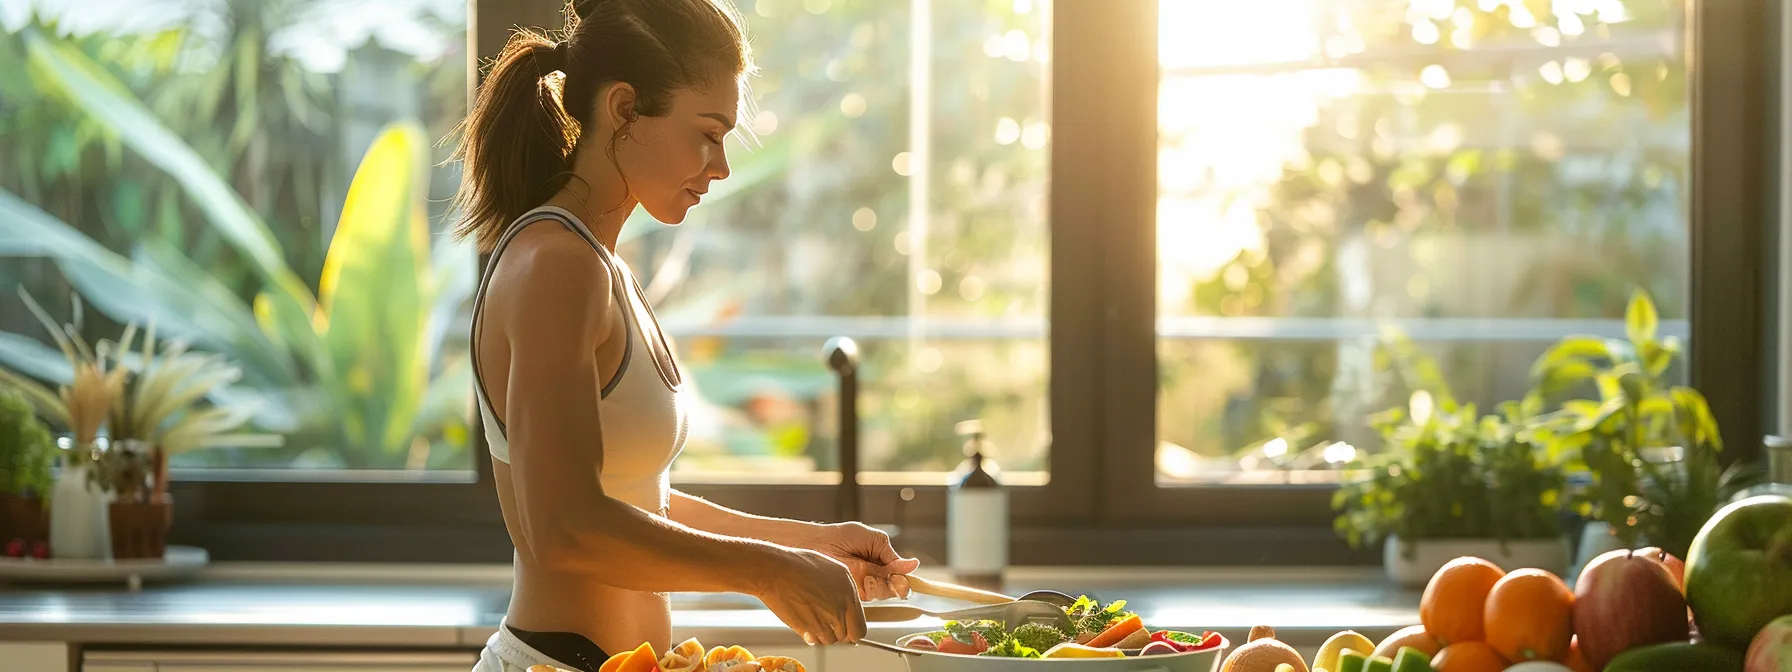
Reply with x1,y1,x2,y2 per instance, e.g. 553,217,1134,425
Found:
1154,0,1692,484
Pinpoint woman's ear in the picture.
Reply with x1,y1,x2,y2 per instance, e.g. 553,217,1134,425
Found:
602,82,639,134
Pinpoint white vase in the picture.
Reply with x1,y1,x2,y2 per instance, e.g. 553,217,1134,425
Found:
1383,535,1573,587
48,452,112,560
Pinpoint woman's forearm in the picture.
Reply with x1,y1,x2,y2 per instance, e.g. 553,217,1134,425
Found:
668,489,825,548
532,493,788,595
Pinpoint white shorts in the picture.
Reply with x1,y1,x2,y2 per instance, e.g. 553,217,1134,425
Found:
473,624,587,672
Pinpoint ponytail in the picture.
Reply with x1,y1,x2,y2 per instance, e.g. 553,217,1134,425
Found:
449,29,582,252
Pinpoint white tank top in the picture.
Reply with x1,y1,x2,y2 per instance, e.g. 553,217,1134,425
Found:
470,206,690,515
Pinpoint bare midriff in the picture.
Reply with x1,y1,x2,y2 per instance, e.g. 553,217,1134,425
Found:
493,459,673,657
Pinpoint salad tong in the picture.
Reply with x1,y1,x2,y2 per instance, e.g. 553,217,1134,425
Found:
864,574,1077,633
900,573,1079,608
862,600,1075,634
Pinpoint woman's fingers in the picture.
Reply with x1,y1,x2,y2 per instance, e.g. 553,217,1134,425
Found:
846,603,869,643
887,573,912,599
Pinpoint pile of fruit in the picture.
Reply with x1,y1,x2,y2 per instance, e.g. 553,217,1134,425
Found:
1295,494,1792,672
528,637,807,672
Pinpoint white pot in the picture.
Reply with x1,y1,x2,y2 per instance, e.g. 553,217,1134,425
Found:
1383,535,1572,587
48,457,112,560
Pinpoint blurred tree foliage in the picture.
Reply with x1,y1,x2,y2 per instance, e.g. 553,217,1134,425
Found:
1160,0,1690,467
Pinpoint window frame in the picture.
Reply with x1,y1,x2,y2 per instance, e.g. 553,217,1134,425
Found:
164,0,1779,564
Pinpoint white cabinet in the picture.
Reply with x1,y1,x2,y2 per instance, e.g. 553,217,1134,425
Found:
822,644,907,672
80,651,477,672
0,642,71,672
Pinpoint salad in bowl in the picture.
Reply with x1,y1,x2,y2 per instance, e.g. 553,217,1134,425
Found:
892,596,1225,660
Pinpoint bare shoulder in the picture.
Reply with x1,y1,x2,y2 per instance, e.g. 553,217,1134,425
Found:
486,223,617,338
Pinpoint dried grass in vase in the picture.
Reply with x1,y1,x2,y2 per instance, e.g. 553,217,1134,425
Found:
0,289,131,447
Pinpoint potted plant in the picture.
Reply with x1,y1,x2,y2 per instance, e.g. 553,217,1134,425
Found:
0,290,275,559
0,389,55,553
1334,390,1573,586
1528,289,1763,559
94,324,275,559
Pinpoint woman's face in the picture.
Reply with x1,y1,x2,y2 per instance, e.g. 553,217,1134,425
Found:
613,81,740,225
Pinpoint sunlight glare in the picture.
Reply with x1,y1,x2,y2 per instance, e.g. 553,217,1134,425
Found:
1411,18,1440,45
1160,0,1318,69
1420,64,1452,89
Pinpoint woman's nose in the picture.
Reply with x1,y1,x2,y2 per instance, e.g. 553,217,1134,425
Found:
711,147,731,181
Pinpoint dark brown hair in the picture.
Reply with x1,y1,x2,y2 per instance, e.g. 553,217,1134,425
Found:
449,0,751,251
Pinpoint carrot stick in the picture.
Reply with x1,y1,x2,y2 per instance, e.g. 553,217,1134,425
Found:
1086,614,1143,649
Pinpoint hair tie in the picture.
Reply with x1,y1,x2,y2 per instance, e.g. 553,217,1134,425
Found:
532,41,568,73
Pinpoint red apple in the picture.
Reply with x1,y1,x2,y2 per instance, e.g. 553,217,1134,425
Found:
1636,546,1688,593
1637,545,1695,627
1573,548,1691,669
1747,615,1792,672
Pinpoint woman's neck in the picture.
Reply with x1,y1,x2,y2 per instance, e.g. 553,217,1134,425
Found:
544,145,638,251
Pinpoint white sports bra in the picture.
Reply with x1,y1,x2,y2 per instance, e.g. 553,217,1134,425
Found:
470,206,690,515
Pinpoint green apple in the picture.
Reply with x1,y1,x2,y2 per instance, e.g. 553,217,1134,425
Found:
1685,495,1792,650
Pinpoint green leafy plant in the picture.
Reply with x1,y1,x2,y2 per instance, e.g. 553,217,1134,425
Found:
1528,289,1760,557
0,389,55,497
0,28,474,468
1333,389,1567,551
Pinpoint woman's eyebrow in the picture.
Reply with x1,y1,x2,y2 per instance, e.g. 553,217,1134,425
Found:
699,112,738,130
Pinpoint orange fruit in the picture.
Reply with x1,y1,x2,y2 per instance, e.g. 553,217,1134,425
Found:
597,642,659,672
1430,641,1509,672
1483,568,1575,663
1564,637,1596,672
1420,557,1507,644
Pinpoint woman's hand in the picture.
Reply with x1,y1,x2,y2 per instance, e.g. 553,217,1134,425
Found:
797,522,920,601
754,547,867,646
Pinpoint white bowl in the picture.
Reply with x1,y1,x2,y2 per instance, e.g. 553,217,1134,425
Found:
864,636,1229,672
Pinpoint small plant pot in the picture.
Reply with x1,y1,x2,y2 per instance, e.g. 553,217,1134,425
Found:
0,493,48,545
108,495,172,560
1384,535,1572,586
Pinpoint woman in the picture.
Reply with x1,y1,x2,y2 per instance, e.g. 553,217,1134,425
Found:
450,1,917,670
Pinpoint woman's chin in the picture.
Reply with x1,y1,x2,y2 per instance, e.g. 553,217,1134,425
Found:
642,204,691,226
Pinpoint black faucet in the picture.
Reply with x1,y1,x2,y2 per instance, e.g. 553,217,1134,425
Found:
824,336,860,523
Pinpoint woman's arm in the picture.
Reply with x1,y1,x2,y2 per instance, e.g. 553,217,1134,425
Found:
667,489,818,547
670,490,918,600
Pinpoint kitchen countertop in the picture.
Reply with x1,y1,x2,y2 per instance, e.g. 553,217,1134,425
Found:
0,564,1422,651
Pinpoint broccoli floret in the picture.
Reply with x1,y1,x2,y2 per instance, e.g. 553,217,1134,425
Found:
944,620,1009,647
1010,623,1069,651
981,639,1041,658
